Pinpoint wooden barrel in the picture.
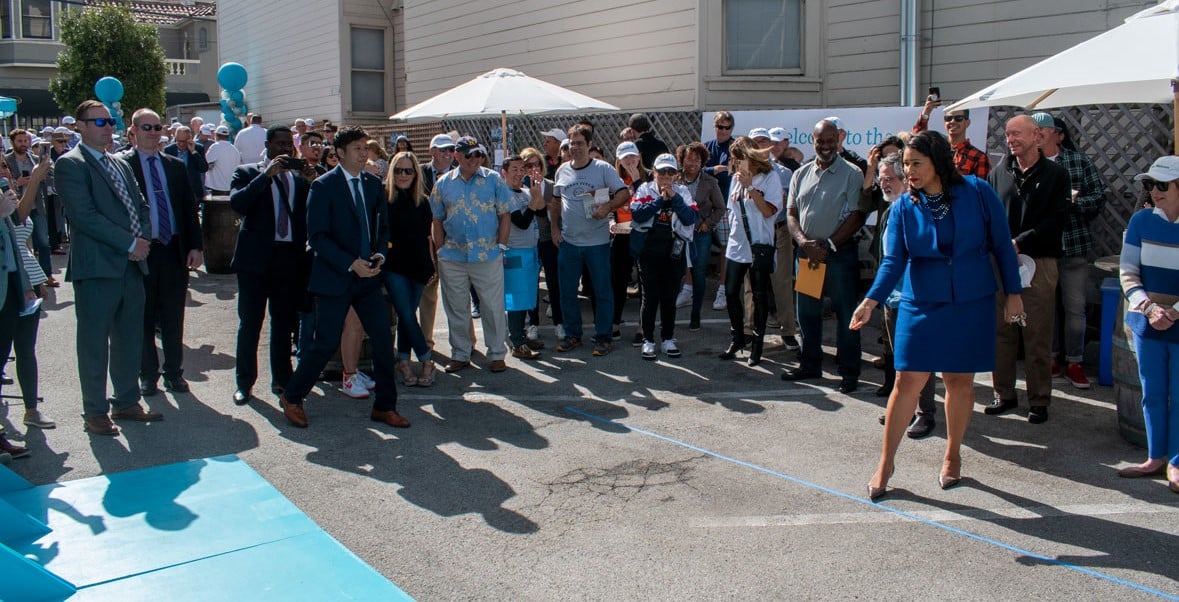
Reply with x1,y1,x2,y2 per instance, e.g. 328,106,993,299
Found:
201,196,238,274
1112,297,1147,448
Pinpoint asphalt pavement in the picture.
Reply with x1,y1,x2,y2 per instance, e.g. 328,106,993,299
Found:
5,260,1178,601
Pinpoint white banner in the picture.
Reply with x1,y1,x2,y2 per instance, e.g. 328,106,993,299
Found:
701,106,989,161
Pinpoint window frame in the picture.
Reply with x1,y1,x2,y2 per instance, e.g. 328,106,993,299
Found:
20,0,52,40
721,0,804,75
348,25,387,115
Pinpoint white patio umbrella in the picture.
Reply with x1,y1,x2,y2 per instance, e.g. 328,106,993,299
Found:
390,68,620,159
946,0,1179,151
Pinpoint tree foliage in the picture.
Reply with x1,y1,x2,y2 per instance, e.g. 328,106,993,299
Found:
49,5,167,116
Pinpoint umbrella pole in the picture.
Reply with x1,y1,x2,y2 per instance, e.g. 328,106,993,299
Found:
1173,79,1178,155
501,110,508,165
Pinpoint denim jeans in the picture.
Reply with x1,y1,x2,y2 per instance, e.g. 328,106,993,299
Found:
1055,256,1087,363
1132,334,1179,465
689,231,713,321
795,244,861,378
558,241,613,342
384,272,430,362
29,208,52,277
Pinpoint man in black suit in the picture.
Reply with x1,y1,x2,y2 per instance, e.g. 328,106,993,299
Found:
163,125,208,200
279,126,407,429
120,108,204,396
229,125,309,405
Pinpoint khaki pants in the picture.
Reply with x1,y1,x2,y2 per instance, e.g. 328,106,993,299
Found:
769,222,796,336
994,257,1058,407
439,259,504,362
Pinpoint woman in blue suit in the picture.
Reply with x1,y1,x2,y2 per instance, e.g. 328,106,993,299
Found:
851,131,1024,500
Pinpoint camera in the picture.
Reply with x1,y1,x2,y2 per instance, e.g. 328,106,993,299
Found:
284,157,306,171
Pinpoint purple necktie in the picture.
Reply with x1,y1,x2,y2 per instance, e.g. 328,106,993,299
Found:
147,156,172,245
275,174,290,238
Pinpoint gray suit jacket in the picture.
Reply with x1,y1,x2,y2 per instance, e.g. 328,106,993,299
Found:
4,151,46,215
0,216,31,305
55,144,152,280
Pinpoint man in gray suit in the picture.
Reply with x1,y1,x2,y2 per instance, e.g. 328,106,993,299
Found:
56,99,163,436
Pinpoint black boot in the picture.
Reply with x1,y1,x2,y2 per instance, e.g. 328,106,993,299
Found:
719,331,746,360
748,337,764,366
875,355,895,397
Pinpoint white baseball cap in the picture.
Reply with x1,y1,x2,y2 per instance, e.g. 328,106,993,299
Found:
824,116,844,131
1135,155,1179,182
615,141,639,159
652,153,679,172
748,128,770,140
215,125,229,136
430,134,455,149
61,116,76,125
540,128,567,142
768,127,788,143
200,124,214,135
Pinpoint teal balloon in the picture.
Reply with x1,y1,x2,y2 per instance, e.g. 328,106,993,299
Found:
94,77,124,103
229,89,244,103
217,62,248,91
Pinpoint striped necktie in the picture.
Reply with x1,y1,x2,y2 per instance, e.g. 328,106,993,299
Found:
102,155,141,237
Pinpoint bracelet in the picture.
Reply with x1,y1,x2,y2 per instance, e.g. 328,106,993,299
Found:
826,238,837,251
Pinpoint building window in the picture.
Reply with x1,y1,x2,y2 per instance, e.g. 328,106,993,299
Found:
724,0,801,71
21,0,50,39
198,27,207,51
350,27,385,113
0,1,12,39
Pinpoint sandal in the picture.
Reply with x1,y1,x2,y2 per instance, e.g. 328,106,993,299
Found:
397,361,418,387
417,361,435,387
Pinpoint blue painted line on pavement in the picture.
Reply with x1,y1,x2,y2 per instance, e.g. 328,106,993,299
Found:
564,406,1179,601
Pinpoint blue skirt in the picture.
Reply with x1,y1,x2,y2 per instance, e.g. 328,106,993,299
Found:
893,294,996,373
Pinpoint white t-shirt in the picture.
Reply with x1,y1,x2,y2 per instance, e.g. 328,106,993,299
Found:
234,125,266,164
205,140,242,191
553,158,627,247
725,170,783,263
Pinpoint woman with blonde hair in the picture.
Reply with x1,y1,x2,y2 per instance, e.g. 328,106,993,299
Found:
365,139,389,179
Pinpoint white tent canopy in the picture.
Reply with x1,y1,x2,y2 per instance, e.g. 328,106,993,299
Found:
947,0,1178,112
390,68,619,121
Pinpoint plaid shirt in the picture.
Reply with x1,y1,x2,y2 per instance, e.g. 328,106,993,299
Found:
912,115,990,177
1052,148,1106,257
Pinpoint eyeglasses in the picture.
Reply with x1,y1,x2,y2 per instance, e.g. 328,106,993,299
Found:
324,154,337,160
655,168,678,175
392,167,416,176
138,124,164,132
1143,179,1172,192
878,175,898,185
944,115,967,123
715,124,733,130
305,142,323,148
82,117,117,127
567,140,587,148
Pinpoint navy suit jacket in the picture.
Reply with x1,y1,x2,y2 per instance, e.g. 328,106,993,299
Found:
120,149,203,264
163,142,209,199
866,176,1023,306
228,162,309,275
305,166,388,296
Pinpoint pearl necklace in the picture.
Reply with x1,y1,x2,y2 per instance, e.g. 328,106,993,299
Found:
923,191,950,221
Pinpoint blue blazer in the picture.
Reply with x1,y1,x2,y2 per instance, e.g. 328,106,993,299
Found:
866,176,1022,305
305,166,389,296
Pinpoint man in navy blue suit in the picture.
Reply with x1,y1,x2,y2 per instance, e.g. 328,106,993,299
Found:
163,125,208,200
279,126,407,429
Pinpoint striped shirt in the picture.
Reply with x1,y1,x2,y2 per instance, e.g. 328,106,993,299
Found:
1120,207,1179,343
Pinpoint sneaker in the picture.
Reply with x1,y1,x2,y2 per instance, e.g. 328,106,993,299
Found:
612,326,622,340
782,335,800,351
1065,363,1090,390
354,370,376,390
471,307,481,319
712,287,727,311
631,332,644,347
661,339,682,358
23,409,56,429
1051,358,1064,378
592,339,612,357
675,285,692,308
339,374,371,399
555,324,565,339
512,344,540,360
641,340,657,360
556,336,582,352
526,325,539,341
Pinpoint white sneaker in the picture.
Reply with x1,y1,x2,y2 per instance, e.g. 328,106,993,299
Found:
526,325,539,341
555,324,565,339
675,285,693,308
23,409,56,429
712,287,727,310
339,374,371,399
641,340,657,360
354,370,375,390
661,339,682,358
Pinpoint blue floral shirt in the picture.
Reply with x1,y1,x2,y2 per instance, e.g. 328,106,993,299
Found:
430,166,513,263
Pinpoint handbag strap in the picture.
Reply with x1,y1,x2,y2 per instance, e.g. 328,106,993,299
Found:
736,186,756,246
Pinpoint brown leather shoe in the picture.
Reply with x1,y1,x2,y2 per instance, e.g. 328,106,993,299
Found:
512,345,539,360
370,409,410,428
110,404,164,422
83,415,120,436
280,395,308,428
444,360,471,373
0,435,29,458
490,359,508,372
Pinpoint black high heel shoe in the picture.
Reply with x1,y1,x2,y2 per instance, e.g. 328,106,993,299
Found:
719,341,745,360
747,338,764,366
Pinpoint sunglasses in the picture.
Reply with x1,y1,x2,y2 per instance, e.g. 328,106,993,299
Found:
715,124,733,130
392,167,416,176
1143,179,1172,192
82,117,118,127
305,142,324,148
943,115,967,123
524,162,542,168
655,168,678,175
138,124,164,132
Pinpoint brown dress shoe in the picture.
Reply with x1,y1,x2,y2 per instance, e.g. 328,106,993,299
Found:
370,409,410,428
280,395,308,428
83,415,120,436
512,345,539,360
444,360,471,373
0,435,30,458
490,359,508,372
110,404,164,422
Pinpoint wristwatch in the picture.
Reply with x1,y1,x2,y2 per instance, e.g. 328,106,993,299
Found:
826,238,837,252
497,243,509,252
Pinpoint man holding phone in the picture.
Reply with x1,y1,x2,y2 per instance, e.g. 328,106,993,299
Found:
913,87,991,177
5,129,55,284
